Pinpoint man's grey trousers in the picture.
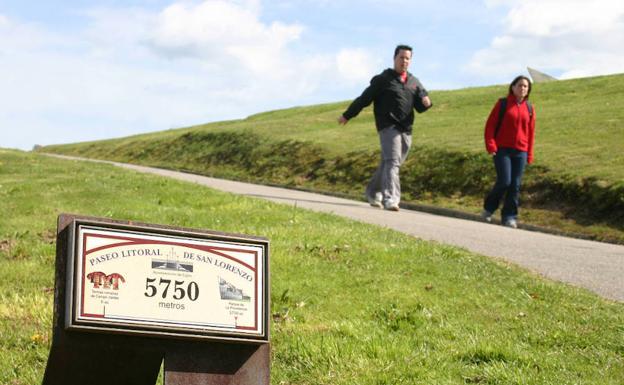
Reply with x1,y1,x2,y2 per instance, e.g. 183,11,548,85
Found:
365,126,412,208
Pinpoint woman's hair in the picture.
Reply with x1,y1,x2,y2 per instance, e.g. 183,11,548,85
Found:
508,75,532,99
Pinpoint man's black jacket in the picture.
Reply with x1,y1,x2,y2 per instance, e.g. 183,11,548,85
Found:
342,68,430,132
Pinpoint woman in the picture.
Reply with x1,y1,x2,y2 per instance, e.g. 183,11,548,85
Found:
481,75,536,228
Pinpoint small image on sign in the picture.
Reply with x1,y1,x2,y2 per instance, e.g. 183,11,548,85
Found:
219,277,250,302
86,272,126,290
151,247,194,272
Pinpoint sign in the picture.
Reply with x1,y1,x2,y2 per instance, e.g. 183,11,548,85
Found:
64,218,269,343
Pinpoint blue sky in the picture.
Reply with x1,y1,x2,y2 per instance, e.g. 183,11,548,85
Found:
2,0,623,150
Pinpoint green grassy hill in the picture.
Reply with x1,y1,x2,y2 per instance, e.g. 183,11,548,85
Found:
39,73,624,242
1,149,623,384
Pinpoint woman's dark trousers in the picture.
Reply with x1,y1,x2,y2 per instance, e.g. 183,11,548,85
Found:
483,147,527,222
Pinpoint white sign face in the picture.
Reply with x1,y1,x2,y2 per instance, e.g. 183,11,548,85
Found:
66,223,268,341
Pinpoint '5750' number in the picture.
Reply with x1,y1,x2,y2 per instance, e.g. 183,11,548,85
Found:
144,278,199,301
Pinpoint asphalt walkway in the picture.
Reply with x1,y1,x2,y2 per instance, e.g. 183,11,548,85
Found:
49,155,624,302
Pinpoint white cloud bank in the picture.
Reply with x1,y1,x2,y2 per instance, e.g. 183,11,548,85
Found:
467,0,624,80
148,1,303,74
1,0,380,150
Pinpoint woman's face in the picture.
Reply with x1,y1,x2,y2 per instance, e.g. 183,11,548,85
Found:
512,79,530,100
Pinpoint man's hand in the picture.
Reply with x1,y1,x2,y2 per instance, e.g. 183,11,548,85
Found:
337,115,348,125
421,96,432,108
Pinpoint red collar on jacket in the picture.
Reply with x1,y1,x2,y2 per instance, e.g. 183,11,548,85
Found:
507,93,525,105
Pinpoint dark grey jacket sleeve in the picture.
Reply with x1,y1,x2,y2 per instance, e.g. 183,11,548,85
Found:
413,77,431,113
342,75,382,120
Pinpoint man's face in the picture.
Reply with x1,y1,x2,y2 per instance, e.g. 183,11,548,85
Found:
393,49,412,73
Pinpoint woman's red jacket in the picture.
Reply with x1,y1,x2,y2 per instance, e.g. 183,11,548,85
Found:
484,94,536,164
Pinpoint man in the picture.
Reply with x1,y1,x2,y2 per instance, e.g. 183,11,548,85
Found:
338,44,432,211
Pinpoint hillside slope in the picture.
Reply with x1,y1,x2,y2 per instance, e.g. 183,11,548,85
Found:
39,73,624,242
2,149,624,384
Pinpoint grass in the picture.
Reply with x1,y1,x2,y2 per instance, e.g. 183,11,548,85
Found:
38,73,624,243
1,149,623,384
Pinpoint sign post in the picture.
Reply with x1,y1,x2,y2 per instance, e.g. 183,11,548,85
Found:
43,213,270,385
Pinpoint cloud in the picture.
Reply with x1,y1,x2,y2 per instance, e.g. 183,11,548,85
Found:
146,0,304,76
336,48,381,85
0,1,379,150
466,0,624,80
0,13,63,52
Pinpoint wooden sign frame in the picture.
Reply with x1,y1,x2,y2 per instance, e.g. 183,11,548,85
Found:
64,217,269,343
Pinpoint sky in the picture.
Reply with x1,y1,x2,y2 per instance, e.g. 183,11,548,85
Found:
1,0,623,150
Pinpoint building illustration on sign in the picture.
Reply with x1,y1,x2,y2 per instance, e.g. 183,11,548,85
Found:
151,247,194,272
219,277,251,301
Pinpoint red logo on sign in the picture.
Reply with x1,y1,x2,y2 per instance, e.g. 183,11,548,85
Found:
87,272,126,290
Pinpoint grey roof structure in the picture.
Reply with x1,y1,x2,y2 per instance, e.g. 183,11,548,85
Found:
528,67,558,83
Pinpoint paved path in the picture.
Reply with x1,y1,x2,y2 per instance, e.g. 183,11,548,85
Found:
49,155,624,302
